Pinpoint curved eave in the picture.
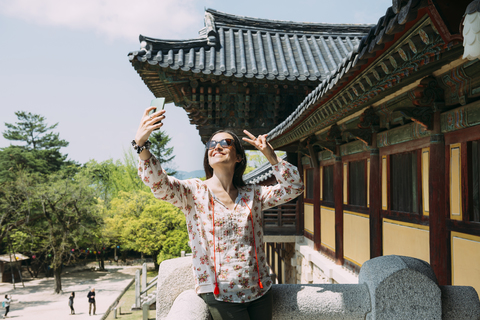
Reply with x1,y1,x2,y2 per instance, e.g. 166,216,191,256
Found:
266,1,454,147
129,32,367,82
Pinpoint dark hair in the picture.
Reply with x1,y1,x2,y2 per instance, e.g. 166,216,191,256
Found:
203,130,247,188
4,295,7,299
71,292,75,297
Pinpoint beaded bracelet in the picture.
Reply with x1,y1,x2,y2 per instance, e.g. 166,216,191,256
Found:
131,140,152,154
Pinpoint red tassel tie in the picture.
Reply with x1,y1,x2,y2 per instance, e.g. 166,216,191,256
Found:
258,280,263,289
212,198,220,296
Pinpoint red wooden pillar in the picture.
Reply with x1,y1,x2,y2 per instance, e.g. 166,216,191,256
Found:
313,164,321,251
334,148,344,265
297,152,304,236
429,111,450,285
369,134,382,258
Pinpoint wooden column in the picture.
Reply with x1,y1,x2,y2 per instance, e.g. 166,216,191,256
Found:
429,111,450,285
297,152,304,235
369,134,382,258
334,147,344,265
313,164,321,250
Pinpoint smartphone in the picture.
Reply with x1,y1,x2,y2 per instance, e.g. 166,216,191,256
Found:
148,97,165,131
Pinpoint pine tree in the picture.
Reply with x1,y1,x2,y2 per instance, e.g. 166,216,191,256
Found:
0,111,77,181
149,130,177,176
3,111,68,150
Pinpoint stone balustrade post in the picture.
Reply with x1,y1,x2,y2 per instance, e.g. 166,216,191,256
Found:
156,255,480,320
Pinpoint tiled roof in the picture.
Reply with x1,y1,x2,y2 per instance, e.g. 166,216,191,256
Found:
128,9,372,82
243,154,287,184
266,0,436,143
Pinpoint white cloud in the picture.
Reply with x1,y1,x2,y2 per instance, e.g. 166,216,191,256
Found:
0,0,203,42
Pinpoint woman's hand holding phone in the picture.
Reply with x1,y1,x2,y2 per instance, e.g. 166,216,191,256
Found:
135,98,166,156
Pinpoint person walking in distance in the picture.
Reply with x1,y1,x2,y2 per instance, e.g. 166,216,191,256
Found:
134,104,304,319
2,295,11,319
68,292,75,315
87,288,96,315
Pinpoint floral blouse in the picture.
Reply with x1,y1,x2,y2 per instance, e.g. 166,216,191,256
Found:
138,156,304,303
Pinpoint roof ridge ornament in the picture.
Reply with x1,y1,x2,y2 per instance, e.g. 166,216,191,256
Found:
463,0,480,60
204,11,217,46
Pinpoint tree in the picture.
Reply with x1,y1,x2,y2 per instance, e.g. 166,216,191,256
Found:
0,170,43,245
81,150,151,208
7,171,102,293
105,190,190,269
0,111,77,182
149,130,177,176
3,111,68,150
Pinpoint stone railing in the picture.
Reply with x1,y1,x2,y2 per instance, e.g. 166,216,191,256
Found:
156,255,480,320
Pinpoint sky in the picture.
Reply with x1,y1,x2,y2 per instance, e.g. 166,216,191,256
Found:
0,0,391,172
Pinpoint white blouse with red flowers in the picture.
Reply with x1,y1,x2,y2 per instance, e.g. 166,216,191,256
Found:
138,156,304,303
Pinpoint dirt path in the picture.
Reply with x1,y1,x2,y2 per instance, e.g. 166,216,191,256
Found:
0,266,142,320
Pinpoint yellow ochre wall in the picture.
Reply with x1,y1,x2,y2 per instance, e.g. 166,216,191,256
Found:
452,232,480,296
383,219,430,263
450,144,462,220
344,211,370,266
382,156,388,210
422,148,430,215
304,203,314,234
321,206,335,251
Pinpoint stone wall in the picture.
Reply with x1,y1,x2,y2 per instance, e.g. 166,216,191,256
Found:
157,255,480,320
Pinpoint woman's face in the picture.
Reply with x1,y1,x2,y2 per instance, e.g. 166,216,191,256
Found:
207,132,241,169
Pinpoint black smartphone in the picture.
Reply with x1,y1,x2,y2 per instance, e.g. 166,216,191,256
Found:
148,98,165,131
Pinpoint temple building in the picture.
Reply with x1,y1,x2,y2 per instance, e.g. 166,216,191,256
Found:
129,0,480,296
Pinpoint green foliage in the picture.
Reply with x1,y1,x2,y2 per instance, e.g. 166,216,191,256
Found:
0,111,187,279
81,150,150,207
2,169,102,292
3,111,68,150
0,111,77,182
0,170,43,245
105,190,190,265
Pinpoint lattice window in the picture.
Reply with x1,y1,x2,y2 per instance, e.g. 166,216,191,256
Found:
305,168,314,200
349,160,366,207
323,165,334,203
391,151,418,213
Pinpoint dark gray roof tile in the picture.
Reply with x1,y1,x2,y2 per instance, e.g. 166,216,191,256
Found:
128,8,372,82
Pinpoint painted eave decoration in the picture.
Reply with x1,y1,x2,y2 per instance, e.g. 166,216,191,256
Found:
267,0,465,149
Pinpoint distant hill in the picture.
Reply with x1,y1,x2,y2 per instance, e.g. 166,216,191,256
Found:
174,169,205,180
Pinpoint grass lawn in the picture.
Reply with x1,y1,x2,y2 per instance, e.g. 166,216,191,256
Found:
104,270,157,320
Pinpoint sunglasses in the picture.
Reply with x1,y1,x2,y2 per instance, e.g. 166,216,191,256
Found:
206,138,234,150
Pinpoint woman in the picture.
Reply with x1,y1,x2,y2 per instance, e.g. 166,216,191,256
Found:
134,105,303,320
68,292,75,315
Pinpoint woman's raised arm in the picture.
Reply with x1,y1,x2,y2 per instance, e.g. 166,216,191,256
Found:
134,106,166,160
242,130,281,165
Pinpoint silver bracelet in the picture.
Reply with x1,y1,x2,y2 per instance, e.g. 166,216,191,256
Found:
131,140,152,154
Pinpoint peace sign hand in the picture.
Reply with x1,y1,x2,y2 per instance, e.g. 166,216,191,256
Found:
242,130,280,165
